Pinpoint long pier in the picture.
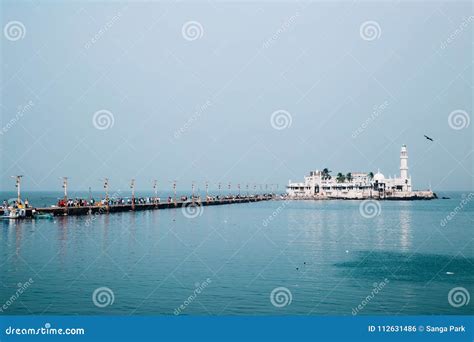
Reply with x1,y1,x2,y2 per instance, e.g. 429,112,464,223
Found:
1,195,273,218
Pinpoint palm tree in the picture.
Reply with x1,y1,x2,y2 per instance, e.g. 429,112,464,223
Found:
368,172,374,180
346,172,353,182
322,168,332,180
336,172,346,183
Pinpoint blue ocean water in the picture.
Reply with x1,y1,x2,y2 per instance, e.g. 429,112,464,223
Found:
0,191,472,315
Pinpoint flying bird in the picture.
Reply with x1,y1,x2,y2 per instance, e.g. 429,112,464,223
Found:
424,135,434,142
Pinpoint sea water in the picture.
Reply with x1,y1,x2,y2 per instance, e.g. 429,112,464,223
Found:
0,191,472,315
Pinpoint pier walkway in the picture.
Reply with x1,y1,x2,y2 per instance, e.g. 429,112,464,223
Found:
1,195,273,218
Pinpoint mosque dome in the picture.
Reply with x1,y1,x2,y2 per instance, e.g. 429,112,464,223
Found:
373,170,385,182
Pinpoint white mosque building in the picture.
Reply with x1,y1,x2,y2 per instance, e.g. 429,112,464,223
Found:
286,145,435,199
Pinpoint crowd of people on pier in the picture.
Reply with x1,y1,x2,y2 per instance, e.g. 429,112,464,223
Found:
3,194,273,211
2,199,30,209
53,193,272,208
57,197,162,207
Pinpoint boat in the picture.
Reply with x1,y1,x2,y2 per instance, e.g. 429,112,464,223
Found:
33,212,54,219
1,208,26,219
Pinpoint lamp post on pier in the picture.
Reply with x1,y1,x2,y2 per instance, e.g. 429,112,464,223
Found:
61,177,68,203
11,175,23,205
173,180,177,206
103,178,109,209
192,181,195,203
228,182,231,197
205,181,209,203
130,179,135,210
153,180,158,205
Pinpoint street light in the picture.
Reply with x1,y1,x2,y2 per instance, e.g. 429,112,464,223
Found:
103,178,109,203
61,177,68,202
153,180,158,204
11,175,23,204
130,179,135,210
173,180,177,205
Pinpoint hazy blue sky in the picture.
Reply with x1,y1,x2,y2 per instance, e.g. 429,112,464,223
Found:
1,1,472,192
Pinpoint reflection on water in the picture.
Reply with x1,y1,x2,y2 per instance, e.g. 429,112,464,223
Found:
1,193,473,315
399,206,412,251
